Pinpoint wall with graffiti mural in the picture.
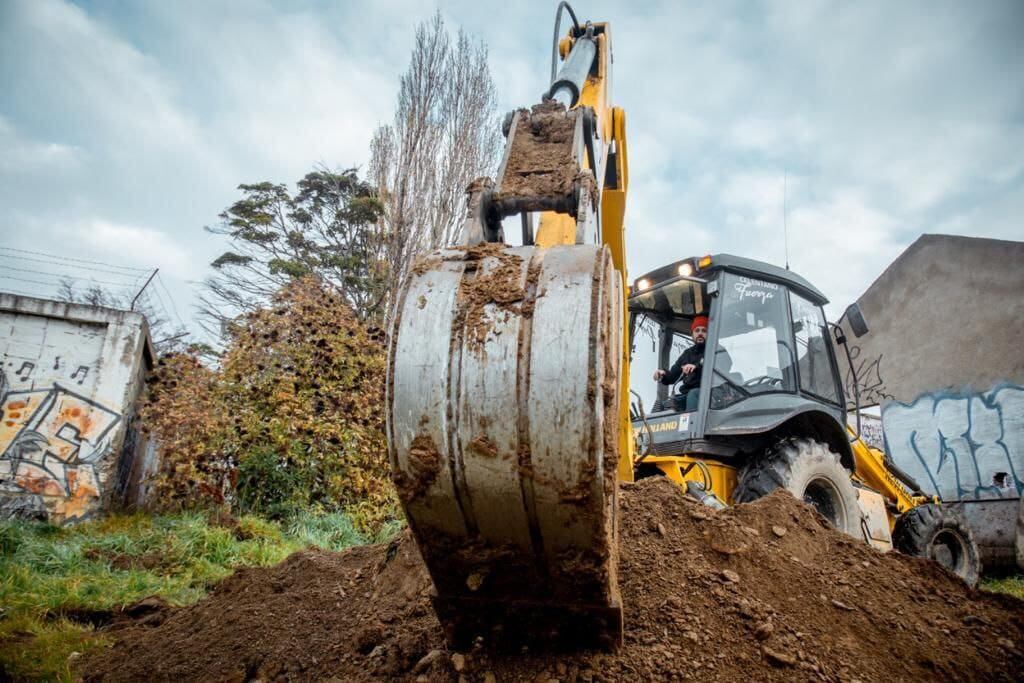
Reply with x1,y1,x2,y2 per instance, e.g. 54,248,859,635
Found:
0,293,153,523
882,383,1023,502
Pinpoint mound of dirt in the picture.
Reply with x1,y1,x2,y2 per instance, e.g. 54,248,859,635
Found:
81,479,1024,682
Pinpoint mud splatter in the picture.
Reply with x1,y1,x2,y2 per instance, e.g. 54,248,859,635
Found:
466,435,499,459
450,244,526,351
393,434,442,503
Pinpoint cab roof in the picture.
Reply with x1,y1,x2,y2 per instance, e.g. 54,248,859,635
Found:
632,253,829,306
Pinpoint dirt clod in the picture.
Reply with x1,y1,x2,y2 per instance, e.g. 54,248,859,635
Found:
81,479,1024,682
496,102,577,200
413,650,443,675
754,621,774,640
763,645,797,668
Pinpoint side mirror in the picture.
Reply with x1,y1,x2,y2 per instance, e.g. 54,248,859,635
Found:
844,303,869,338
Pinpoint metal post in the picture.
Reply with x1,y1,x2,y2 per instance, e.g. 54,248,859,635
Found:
131,268,158,311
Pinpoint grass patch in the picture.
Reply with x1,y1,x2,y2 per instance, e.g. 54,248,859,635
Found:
0,510,402,681
982,574,1024,600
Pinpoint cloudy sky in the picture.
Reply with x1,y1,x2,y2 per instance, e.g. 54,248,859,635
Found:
1,0,1022,338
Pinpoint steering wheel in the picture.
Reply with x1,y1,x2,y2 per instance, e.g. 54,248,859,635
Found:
742,375,783,388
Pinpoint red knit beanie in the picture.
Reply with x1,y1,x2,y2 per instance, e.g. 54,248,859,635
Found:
691,315,709,333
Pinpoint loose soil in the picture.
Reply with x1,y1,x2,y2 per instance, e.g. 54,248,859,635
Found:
496,101,577,200
80,479,1024,682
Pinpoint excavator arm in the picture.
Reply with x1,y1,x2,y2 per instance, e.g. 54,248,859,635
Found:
386,5,631,649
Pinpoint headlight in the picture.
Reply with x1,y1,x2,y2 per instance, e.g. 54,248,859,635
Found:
678,262,694,277
637,278,652,291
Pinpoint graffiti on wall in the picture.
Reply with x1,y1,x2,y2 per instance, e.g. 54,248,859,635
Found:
0,360,121,521
882,383,1024,501
843,345,896,409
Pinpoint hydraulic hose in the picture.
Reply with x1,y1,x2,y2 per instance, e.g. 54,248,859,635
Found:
550,2,581,83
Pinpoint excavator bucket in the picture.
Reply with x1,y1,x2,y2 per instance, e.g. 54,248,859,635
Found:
387,242,622,649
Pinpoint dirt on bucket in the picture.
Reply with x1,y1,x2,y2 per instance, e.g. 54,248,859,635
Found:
495,101,578,201
80,478,1024,682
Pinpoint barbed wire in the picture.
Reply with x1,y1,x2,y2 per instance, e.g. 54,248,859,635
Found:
0,246,149,272
0,286,43,298
156,272,186,329
144,282,177,329
0,246,188,335
0,274,91,289
0,252,149,277
0,264,137,288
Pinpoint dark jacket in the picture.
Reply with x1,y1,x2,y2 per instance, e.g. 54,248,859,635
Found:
660,343,705,391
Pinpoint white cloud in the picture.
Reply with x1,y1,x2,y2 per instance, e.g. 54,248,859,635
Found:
2,0,203,154
784,191,906,315
0,116,85,172
72,220,196,279
0,0,1021,339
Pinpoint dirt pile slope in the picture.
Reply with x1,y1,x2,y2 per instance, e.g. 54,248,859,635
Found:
81,478,1024,682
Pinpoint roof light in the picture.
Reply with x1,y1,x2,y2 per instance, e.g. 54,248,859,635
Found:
637,278,652,291
698,255,713,269
677,262,694,277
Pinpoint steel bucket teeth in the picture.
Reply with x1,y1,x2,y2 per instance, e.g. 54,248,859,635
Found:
387,243,622,648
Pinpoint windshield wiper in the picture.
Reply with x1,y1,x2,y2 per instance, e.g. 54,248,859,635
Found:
712,368,751,396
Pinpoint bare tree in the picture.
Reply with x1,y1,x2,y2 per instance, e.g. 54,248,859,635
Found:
369,11,501,307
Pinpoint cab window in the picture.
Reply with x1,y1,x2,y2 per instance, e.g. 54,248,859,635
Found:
628,277,707,413
711,273,796,408
790,291,841,404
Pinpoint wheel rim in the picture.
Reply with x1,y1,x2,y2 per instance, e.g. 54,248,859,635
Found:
803,477,846,529
930,529,967,576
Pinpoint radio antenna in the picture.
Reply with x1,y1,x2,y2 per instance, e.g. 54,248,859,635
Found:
783,170,790,270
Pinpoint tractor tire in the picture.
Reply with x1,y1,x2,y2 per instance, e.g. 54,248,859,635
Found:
893,504,980,587
735,437,862,538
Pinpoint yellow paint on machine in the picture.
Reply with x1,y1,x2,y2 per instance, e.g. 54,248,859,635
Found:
642,455,739,504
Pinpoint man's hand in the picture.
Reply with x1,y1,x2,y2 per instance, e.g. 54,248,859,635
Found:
682,363,697,375
653,369,666,381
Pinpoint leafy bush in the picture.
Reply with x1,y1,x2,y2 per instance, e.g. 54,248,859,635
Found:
235,447,311,519
142,277,399,531
141,354,233,510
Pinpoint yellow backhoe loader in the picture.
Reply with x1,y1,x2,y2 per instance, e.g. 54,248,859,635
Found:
386,3,980,650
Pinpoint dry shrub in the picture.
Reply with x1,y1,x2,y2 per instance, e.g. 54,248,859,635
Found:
142,355,233,510
143,277,397,530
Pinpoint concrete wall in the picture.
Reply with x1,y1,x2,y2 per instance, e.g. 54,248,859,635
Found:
882,383,1023,501
843,235,1024,570
840,234,1024,408
882,383,1024,570
0,293,154,523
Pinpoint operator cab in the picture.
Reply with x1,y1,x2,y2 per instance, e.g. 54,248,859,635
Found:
628,254,846,448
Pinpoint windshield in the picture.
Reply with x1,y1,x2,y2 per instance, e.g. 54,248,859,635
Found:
710,272,796,408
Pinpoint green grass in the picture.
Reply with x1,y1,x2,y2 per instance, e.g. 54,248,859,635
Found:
0,510,401,681
982,574,1024,600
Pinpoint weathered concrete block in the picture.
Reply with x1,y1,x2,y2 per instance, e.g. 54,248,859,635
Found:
0,293,154,524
